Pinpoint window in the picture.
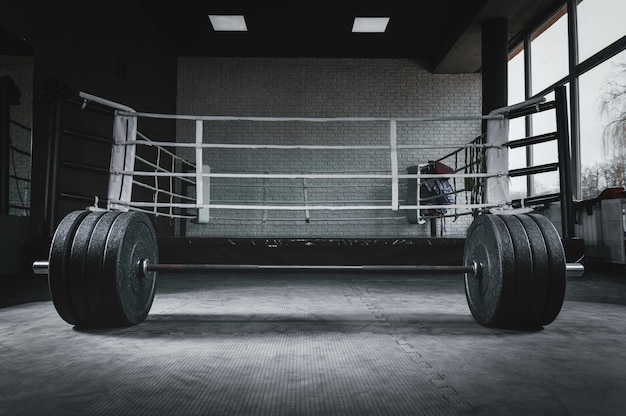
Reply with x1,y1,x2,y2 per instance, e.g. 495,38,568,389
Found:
508,48,525,104
578,0,626,62
530,6,569,95
529,90,560,196
508,0,626,200
579,51,626,198
508,47,528,198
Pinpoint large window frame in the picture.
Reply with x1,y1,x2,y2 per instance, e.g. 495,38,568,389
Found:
509,0,626,198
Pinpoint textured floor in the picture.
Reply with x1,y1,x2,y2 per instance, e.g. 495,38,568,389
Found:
1,268,626,415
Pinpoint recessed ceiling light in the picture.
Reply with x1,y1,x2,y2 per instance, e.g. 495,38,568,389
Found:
208,15,248,32
352,17,390,33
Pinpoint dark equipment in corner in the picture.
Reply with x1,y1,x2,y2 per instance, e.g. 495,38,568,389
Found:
406,161,455,224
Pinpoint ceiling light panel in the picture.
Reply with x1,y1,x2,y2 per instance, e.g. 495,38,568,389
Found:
208,15,248,31
352,17,390,33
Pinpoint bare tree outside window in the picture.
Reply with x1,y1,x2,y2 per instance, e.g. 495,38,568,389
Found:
600,61,626,177
581,60,626,199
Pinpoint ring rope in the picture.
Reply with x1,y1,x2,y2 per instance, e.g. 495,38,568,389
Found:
194,216,410,222
208,183,395,188
128,206,195,220
132,180,196,202
117,111,505,123
122,140,501,151
134,155,189,177
136,132,195,169
113,200,504,211
115,171,506,180
210,199,397,205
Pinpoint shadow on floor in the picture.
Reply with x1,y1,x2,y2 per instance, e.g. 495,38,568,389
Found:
71,311,544,340
0,274,50,308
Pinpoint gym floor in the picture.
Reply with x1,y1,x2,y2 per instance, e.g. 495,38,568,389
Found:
1,266,625,416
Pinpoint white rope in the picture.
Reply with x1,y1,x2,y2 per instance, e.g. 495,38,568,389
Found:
135,155,179,174
111,200,505,211
116,201,393,210
115,170,506,180
127,206,195,220
210,199,394,204
136,132,195,168
127,141,390,150
397,143,499,149
118,111,504,123
397,172,503,179
399,203,502,210
121,140,500,151
132,180,195,202
209,183,392,189
194,216,409,222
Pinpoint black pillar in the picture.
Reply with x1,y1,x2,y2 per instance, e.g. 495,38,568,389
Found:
30,77,71,252
481,18,508,131
0,76,21,215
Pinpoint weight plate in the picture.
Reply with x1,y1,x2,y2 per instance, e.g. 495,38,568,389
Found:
83,211,123,326
463,214,516,327
529,214,566,326
48,210,91,325
67,211,106,325
102,211,158,326
515,215,550,326
498,215,534,327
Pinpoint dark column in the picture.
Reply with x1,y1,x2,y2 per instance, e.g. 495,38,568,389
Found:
481,18,508,131
30,77,71,250
0,76,21,215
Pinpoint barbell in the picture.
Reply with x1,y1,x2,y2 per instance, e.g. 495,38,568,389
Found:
33,210,584,329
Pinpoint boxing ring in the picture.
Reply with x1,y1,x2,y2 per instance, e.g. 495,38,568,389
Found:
34,88,582,329
77,91,544,233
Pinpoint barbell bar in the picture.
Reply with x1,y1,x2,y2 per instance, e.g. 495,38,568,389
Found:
33,259,584,277
35,210,584,329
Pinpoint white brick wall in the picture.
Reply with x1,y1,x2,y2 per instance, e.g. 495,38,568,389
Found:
176,57,482,238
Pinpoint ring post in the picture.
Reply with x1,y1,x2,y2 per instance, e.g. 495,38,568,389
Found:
195,119,204,210
78,92,138,212
197,165,211,223
484,112,509,210
107,110,137,211
389,120,399,211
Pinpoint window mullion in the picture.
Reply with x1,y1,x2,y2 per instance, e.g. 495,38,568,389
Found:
567,0,582,197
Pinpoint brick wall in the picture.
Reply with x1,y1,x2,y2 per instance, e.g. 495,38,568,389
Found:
176,57,482,238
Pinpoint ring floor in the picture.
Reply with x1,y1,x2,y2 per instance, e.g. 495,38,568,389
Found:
1,267,625,416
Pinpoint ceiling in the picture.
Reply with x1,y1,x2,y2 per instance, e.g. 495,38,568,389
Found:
137,0,565,73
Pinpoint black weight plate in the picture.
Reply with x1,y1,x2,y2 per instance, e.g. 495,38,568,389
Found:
83,211,123,326
529,214,567,326
67,211,106,325
102,211,158,326
463,214,516,327
498,215,534,326
515,215,550,326
48,210,91,325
